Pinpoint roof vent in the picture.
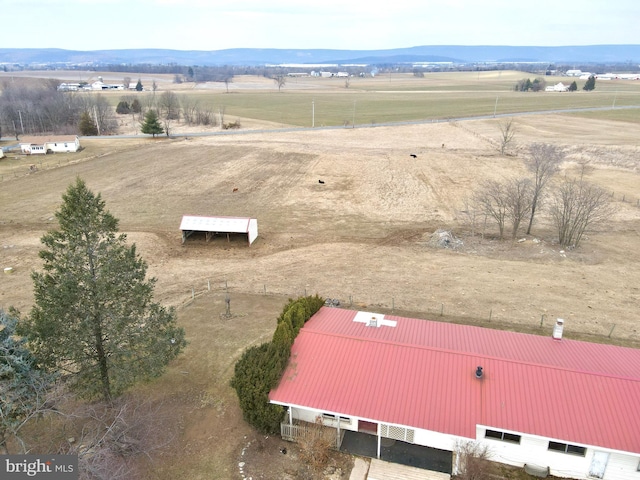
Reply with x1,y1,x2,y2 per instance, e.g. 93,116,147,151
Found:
475,366,483,379
368,316,378,327
552,318,564,340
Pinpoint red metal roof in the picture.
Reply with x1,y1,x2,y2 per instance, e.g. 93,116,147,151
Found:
269,307,640,454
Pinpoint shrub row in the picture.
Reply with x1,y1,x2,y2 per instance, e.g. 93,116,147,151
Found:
230,295,324,434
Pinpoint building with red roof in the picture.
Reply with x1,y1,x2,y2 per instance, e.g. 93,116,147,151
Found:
269,307,640,479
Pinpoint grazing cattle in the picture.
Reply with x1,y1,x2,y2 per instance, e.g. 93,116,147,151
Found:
318,180,325,184
232,187,238,192
410,154,417,158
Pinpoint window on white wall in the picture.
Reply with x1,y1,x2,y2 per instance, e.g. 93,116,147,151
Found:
321,413,351,424
485,429,521,444
548,441,586,456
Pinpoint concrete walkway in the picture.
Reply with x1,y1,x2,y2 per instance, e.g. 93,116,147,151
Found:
367,459,451,480
349,458,370,480
349,458,451,480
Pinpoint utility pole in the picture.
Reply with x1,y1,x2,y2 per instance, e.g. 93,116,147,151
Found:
493,97,499,118
18,110,24,134
352,100,356,128
93,106,101,136
312,99,315,128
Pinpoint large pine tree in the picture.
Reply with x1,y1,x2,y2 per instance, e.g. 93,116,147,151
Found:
25,178,185,401
140,109,164,137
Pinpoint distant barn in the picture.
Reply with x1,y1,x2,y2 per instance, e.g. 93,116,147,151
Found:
180,215,258,246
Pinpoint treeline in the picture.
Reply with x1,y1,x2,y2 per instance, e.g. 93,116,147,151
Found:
0,78,117,137
105,90,220,137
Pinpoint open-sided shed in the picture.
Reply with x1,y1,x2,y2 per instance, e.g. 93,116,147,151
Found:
180,215,258,245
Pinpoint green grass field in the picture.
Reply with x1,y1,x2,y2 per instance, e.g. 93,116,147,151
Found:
107,71,640,128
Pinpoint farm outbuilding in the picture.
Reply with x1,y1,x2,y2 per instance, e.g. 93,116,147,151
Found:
180,215,258,245
270,307,640,479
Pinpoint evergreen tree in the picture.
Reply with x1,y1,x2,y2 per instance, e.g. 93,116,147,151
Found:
568,81,578,92
78,111,98,136
135,79,143,91
115,100,131,114
1,309,56,454
24,178,186,401
140,110,164,137
583,75,596,91
130,99,142,114
231,295,324,434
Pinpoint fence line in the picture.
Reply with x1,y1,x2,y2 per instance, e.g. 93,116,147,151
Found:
176,277,634,344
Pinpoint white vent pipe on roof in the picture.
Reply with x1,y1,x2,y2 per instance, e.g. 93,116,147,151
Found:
553,318,565,340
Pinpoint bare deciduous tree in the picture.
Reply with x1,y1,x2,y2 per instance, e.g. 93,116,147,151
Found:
473,180,509,239
498,119,516,155
159,90,180,136
525,143,563,234
297,417,333,472
55,396,178,480
504,177,534,239
274,75,286,92
455,441,495,480
123,77,131,89
549,178,613,248
473,177,534,240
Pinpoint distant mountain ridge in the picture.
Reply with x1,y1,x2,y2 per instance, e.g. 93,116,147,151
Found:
0,45,638,66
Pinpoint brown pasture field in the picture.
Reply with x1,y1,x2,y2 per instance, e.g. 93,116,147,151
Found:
1,73,640,479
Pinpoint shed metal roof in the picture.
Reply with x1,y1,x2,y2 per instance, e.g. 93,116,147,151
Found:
180,215,253,233
269,307,640,454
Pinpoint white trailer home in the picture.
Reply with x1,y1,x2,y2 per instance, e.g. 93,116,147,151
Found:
270,308,640,479
19,135,80,155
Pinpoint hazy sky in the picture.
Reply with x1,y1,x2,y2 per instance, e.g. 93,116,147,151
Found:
4,0,638,51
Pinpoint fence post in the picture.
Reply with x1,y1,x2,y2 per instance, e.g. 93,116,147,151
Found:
263,284,267,295
207,279,210,291
440,303,444,317
489,309,492,321
191,288,195,299
608,324,616,338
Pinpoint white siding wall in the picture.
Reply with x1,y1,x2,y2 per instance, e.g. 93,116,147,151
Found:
46,138,79,153
603,452,640,480
413,427,461,451
247,219,258,245
287,412,640,480
475,426,640,480
290,407,358,432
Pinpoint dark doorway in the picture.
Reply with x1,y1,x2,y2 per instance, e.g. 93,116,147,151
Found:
358,421,378,434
